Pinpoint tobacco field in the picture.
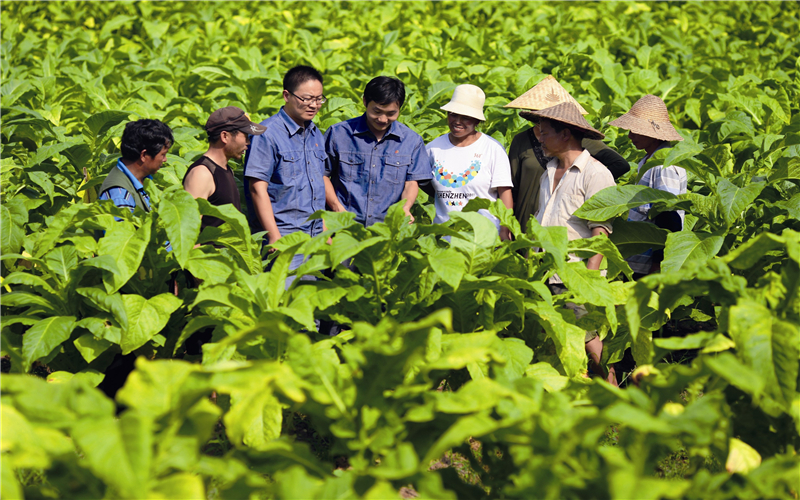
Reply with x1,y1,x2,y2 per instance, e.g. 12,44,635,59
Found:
1,1,800,499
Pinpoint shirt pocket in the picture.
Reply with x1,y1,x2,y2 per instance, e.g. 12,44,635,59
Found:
338,153,365,181
313,150,328,175
564,193,586,221
275,149,302,186
382,154,412,184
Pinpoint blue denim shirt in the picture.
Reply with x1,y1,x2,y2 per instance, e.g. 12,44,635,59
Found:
324,115,432,226
243,107,327,237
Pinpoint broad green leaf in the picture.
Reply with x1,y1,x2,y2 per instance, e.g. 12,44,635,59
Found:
159,187,201,268
728,300,798,409
70,413,151,499
84,110,131,142
73,333,113,363
527,300,588,378
726,438,762,474
661,231,724,274
609,219,668,257
97,218,151,293
703,352,764,399
574,185,677,222
715,178,765,228
22,316,77,371
1,204,25,255
426,247,465,290
149,473,206,499
120,294,182,354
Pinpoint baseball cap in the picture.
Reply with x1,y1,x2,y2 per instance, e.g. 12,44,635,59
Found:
205,106,267,136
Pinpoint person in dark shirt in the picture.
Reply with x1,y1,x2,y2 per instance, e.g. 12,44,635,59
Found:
505,76,630,231
184,106,266,230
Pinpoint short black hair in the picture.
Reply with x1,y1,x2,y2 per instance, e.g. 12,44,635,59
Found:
208,128,240,145
363,76,405,107
283,65,323,93
541,117,585,142
120,119,173,161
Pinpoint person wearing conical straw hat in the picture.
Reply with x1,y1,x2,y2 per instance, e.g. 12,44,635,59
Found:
609,94,687,276
505,76,629,231
528,101,618,386
426,84,514,240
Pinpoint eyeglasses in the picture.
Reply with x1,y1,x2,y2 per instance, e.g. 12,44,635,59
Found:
287,90,327,105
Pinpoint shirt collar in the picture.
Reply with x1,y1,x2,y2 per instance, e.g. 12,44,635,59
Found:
638,142,671,168
116,158,148,191
571,149,593,172
544,149,591,172
353,114,401,141
278,107,316,137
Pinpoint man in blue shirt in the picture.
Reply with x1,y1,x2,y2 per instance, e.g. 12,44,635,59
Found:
244,65,328,246
324,76,432,226
98,119,173,214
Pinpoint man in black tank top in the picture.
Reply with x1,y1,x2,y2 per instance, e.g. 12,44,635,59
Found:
184,106,267,230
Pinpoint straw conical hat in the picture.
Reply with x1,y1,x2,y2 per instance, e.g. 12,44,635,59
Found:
530,102,604,140
608,95,683,142
505,75,588,115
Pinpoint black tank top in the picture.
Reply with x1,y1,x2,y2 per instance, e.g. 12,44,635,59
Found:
184,156,241,230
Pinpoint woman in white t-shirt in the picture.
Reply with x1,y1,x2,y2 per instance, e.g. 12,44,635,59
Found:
426,84,514,240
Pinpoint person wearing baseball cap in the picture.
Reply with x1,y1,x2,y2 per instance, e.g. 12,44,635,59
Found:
505,76,629,231
426,84,514,240
609,94,687,277
529,101,618,386
183,106,266,232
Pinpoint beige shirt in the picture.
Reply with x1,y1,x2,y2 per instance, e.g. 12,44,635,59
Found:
535,149,615,239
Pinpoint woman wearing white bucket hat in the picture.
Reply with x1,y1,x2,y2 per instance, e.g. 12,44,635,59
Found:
426,84,514,240
609,94,687,276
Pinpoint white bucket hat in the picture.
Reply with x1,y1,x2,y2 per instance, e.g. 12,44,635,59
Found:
440,84,486,121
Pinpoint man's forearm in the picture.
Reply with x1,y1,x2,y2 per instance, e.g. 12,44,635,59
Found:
400,181,419,210
587,226,609,270
249,180,281,243
323,176,345,212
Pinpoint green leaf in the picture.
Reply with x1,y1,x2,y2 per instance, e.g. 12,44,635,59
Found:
159,187,201,268
526,300,588,378
73,333,113,363
1,204,25,255
70,413,151,499
22,316,77,371
120,294,182,354
574,185,677,222
97,218,151,293
661,231,724,274
715,178,765,228
426,247,465,290
609,219,669,257
84,110,131,141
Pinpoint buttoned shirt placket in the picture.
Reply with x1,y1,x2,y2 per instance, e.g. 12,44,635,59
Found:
358,126,397,226
288,119,324,236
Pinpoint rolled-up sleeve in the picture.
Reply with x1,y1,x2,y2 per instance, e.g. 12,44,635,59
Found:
406,136,433,181
584,165,616,234
245,133,276,182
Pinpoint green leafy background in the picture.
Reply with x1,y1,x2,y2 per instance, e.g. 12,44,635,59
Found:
2,2,800,499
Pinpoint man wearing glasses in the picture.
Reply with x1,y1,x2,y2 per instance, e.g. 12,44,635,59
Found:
324,76,431,226
244,65,329,264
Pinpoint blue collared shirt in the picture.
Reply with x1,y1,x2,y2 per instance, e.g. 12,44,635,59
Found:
324,115,432,226
98,159,171,252
243,107,327,238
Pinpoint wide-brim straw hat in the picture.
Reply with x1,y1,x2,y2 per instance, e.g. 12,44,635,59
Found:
505,75,588,115
530,102,605,140
440,84,486,121
609,95,683,142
